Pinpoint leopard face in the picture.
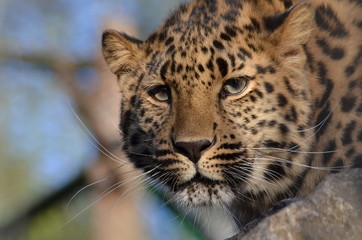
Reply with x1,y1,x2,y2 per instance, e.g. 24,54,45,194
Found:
102,0,362,220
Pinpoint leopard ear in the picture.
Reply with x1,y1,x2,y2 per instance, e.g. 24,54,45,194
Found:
264,1,313,60
102,30,143,75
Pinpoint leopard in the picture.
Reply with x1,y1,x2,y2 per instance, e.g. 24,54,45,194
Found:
101,0,362,233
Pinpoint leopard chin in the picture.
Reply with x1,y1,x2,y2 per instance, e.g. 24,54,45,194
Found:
173,177,234,207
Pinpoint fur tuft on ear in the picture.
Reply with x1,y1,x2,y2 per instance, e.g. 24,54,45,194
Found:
264,1,313,62
102,30,143,75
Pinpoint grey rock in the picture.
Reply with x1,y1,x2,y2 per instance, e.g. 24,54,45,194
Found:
235,169,362,240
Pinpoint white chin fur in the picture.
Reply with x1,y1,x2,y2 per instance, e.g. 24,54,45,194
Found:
174,182,234,207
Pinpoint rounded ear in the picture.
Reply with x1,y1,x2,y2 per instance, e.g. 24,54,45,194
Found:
102,29,144,75
263,1,313,60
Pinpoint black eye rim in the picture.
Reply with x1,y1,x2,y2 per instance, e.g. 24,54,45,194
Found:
148,85,171,103
221,77,249,98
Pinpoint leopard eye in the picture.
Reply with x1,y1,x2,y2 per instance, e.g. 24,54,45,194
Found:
148,85,171,102
221,77,249,97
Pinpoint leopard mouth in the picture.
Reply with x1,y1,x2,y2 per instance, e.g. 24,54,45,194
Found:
174,173,224,192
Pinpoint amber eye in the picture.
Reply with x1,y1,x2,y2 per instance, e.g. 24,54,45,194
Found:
221,77,249,97
148,85,171,102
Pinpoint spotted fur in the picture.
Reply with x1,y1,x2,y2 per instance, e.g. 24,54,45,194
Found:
102,0,362,225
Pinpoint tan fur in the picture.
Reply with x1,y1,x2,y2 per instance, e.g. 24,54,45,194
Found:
102,0,362,225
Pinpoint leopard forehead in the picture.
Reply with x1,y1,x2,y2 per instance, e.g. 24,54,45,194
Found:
129,0,297,100
143,1,280,70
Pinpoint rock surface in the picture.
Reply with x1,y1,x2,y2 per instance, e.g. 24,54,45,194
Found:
234,169,362,240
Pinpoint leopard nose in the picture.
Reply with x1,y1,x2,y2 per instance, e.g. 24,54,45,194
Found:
172,139,214,163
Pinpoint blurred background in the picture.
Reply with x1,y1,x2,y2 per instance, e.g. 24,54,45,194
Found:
0,0,217,239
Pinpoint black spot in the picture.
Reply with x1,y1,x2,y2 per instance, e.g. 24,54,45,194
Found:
342,121,356,146
165,37,174,46
264,82,274,93
155,149,173,157
145,118,153,124
331,158,344,173
283,77,296,96
238,64,245,70
316,62,334,108
269,120,277,127
218,142,242,150
224,26,237,37
205,0,218,13
210,47,215,56
288,142,300,154
315,5,348,38
210,151,246,160
206,59,214,72
250,18,261,32
340,96,356,112
264,10,291,32
158,30,167,42
160,61,170,81
281,0,293,8
357,102,362,113
130,95,137,107
228,54,236,67
213,40,225,50
170,61,176,74
249,95,257,102
264,139,285,148
355,20,362,29
159,139,167,145
358,130,362,141
256,65,267,74
277,94,288,107
352,155,362,168
303,45,315,72
216,58,228,77
251,128,258,135
322,140,336,165
264,163,285,180
346,147,355,157
258,120,266,126
239,47,252,59
166,45,175,54
220,33,232,41
153,122,160,129
345,66,355,77
198,64,205,73
222,10,239,22
255,89,263,98
317,61,327,80
147,32,158,44
279,124,289,134
269,66,276,74
315,103,332,139
285,106,298,122
121,110,132,136
201,46,208,53
225,0,243,8
230,134,236,139
316,38,345,60
177,64,183,73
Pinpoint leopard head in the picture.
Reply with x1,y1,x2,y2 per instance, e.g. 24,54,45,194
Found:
102,0,314,216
